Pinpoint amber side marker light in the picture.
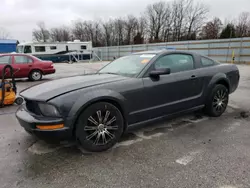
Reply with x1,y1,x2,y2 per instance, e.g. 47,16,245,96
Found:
36,124,64,130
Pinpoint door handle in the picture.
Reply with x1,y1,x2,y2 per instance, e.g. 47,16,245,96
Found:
28,65,32,67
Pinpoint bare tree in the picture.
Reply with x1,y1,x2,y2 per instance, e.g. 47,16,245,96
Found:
135,16,147,39
32,22,50,42
185,0,209,40
50,28,61,42
84,21,95,42
30,0,213,46
161,3,173,42
72,20,103,46
50,26,71,42
172,0,188,41
60,27,71,41
146,1,169,42
72,20,85,41
200,17,223,39
0,27,10,39
235,12,250,37
92,21,104,47
113,18,125,45
84,21,103,47
102,20,115,46
124,15,138,45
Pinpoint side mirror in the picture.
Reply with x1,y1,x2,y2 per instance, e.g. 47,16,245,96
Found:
149,68,171,77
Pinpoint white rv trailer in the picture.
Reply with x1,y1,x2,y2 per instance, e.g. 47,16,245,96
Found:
17,40,93,62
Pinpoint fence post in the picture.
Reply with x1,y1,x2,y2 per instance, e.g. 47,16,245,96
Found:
118,46,120,58
208,43,210,57
101,49,103,61
117,46,119,58
107,47,109,61
226,38,232,64
239,37,243,64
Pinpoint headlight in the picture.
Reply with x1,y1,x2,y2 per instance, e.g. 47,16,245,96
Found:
38,103,61,117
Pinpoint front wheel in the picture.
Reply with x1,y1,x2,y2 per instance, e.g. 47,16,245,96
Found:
29,70,42,81
15,97,24,105
205,84,229,117
75,102,124,152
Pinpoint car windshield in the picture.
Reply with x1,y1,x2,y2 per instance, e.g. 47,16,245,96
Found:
98,54,156,77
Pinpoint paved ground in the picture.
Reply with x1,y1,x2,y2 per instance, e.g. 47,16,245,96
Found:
0,62,250,188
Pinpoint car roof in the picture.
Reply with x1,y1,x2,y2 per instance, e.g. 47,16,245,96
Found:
133,50,164,55
133,50,199,56
0,53,28,56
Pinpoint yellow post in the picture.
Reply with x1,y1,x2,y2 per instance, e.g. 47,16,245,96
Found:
232,50,235,64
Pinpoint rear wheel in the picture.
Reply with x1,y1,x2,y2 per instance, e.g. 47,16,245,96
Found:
29,70,42,81
205,84,229,117
75,102,124,152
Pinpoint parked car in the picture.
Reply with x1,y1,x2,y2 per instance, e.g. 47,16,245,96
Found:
16,50,240,152
0,53,55,81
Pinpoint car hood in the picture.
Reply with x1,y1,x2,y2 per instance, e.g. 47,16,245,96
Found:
20,74,127,101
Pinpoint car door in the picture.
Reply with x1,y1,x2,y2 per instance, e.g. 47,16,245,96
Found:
0,55,12,78
12,55,33,78
141,53,204,119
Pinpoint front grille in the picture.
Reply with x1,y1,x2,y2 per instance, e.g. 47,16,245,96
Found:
25,99,42,115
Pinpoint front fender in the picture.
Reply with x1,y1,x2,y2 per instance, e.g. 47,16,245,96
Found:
68,88,127,119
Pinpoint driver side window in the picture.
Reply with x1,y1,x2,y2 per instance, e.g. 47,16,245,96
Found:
154,54,194,73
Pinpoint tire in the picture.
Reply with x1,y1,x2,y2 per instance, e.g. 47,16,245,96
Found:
205,84,229,117
29,70,42,81
15,97,24,105
75,102,124,152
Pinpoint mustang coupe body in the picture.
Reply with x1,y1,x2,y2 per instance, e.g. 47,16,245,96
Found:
16,50,240,152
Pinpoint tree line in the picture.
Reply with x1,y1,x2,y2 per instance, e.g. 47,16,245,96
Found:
32,0,250,47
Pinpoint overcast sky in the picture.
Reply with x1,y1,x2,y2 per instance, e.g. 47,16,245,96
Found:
1,0,250,41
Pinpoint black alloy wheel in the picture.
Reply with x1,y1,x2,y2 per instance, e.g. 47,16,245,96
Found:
76,102,124,152
205,84,229,117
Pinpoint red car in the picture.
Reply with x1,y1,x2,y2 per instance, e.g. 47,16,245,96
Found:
0,53,55,81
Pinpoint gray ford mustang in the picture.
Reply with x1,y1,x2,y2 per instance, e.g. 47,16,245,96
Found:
16,50,240,152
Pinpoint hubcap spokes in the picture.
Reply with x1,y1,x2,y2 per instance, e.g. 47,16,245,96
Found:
213,89,228,112
33,72,40,80
85,110,118,145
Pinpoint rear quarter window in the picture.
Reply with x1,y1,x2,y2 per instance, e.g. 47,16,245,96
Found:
201,57,217,67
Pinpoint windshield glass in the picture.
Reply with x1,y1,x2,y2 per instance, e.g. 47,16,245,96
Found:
17,45,24,53
98,54,156,77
